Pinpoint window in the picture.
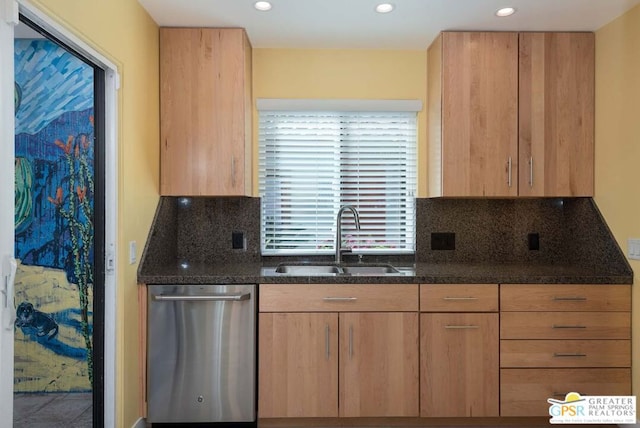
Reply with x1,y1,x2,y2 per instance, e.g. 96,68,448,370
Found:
258,100,418,255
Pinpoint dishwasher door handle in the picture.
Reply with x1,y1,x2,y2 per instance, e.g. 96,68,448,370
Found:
152,293,251,302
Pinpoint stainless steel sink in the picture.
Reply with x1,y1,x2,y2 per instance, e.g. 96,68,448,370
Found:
273,262,401,276
341,264,400,275
274,263,342,275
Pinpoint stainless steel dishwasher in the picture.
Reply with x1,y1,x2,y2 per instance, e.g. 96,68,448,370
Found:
147,283,256,424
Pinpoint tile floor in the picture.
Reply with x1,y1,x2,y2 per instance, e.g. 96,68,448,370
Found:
14,392,93,428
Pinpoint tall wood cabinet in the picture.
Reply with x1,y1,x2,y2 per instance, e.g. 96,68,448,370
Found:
428,31,594,197
160,28,252,196
258,284,419,419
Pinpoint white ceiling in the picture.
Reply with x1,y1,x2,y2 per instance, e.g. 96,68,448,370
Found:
138,0,640,49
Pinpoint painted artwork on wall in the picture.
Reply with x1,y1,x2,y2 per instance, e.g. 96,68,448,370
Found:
14,38,95,393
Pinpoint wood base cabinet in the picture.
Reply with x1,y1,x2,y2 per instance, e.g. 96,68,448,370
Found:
420,284,499,417
258,283,631,422
500,284,632,417
258,284,419,419
420,313,499,417
340,312,419,417
258,313,338,418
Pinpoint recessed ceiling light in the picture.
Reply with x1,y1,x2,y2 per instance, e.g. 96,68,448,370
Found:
254,1,272,11
495,7,516,17
375,3,395,13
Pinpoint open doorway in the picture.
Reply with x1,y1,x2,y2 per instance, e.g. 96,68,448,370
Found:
13,16,105,427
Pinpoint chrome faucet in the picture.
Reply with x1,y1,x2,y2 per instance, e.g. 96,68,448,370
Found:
335,205,361,264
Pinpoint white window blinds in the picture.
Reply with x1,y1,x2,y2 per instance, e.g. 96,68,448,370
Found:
258,109,417,255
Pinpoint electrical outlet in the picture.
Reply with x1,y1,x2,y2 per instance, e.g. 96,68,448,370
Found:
627,238,640,260
431,232,455,250
129,241,137,264
232,231,246,250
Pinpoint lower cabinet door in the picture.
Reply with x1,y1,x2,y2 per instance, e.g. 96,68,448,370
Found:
258,312,338,417
339,312,419,417
420,313,499,417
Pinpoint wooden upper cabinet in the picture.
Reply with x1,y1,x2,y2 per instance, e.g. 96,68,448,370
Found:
518,32,594,197
160,28,252,196
429,32,519,197
428,31,594,198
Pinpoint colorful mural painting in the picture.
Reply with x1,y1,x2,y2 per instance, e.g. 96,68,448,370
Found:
14,38,95,393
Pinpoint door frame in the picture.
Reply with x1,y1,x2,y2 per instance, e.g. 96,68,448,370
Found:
5,1,120,426
0,0,18,424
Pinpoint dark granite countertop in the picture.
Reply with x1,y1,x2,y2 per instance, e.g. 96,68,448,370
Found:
138,260,632,285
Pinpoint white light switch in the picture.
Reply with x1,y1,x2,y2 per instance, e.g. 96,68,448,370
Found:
129,241,137,265
627,238,640,260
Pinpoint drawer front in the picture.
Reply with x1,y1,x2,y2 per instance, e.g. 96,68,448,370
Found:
500,340,631,368
500,312,630,339
420,284,498,312
501,368,631,416
501,284,630,312
259,284,418,312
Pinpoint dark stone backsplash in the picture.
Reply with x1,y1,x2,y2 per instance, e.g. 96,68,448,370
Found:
139,196,631,277
562,198,630,272
140,196,178,268
416,198,565,264
415,197,630,274
175,197,261,264
139,196,261,272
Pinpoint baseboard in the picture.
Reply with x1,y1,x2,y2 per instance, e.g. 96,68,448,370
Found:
132,417,146,428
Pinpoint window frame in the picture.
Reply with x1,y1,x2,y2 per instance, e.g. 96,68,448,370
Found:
257,99,420,256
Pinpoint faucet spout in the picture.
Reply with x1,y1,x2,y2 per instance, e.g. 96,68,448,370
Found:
336,205,361,264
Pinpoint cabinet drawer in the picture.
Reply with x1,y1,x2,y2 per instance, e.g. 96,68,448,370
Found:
501,368,631,416
259,284,418,312
500,340,631,368
420,284,498,312
501,284,630,311
501,312,630,339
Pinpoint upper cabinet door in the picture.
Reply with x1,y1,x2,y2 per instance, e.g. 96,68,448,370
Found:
160,28,252,196
519,33,594,197
441,32,519,197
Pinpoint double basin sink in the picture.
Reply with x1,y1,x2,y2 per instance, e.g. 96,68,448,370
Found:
273,262,403,276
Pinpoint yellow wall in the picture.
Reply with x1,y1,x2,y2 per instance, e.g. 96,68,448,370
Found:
26,1,159,426
252,48,428,196
595,4,640,399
